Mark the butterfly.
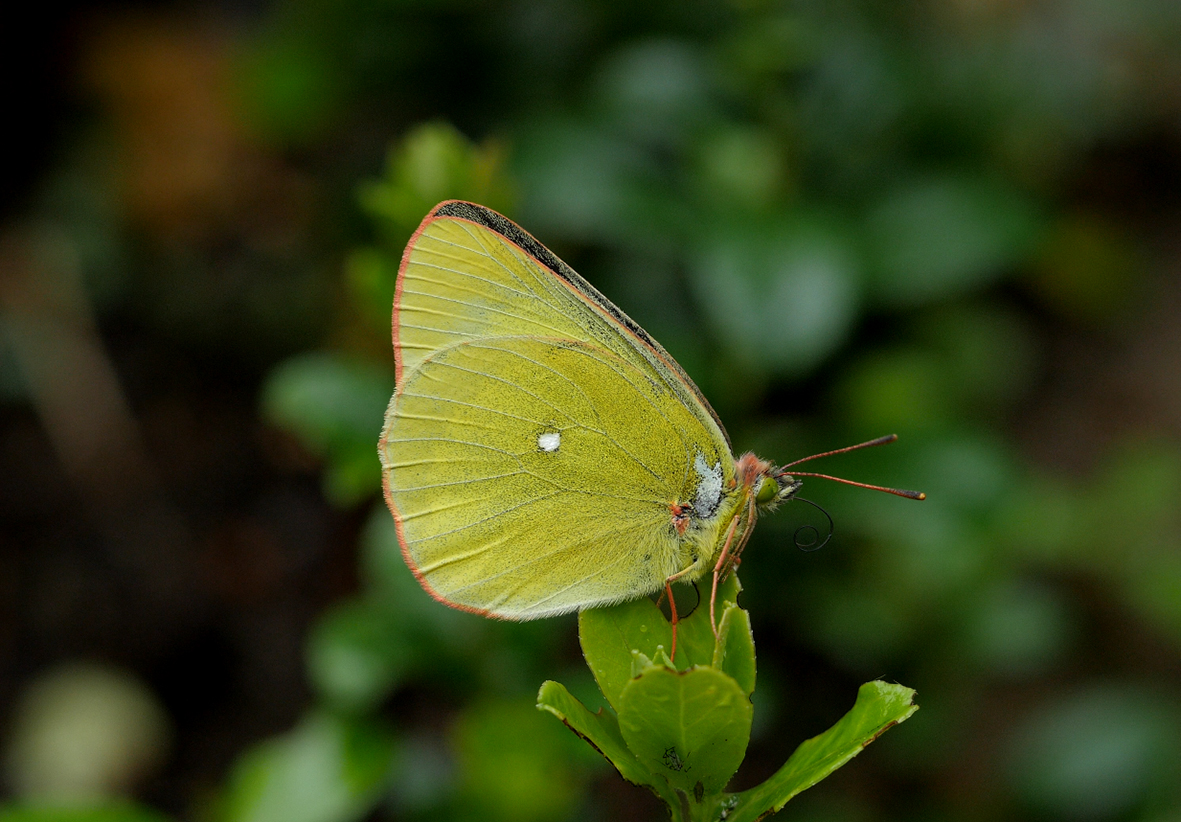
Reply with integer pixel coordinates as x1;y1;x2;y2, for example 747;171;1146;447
378;201;922;653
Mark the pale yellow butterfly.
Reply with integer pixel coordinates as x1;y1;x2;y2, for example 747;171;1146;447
378;201;923;650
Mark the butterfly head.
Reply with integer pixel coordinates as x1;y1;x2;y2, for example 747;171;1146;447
734;453;801;513
756;469;803;512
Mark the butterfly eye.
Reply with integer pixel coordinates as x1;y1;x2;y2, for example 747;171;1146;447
755;476;779;506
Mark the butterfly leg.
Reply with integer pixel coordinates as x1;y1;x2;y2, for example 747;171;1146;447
709;516;741;639
665;580;679;661
663;564;699;662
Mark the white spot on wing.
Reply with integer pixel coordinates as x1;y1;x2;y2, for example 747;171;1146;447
693;453;723;518
538;432;561;452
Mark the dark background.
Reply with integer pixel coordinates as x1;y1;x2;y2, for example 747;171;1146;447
3;1;1181;821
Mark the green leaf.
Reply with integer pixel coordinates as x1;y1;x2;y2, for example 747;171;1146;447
617;665;752;796
630;650;655;678
725;681;918;822
454;699;597;822
579;598;672;711
358;122;515;244
866;175;1042;307
305;599;409;713
537;681;675;806
1004;684;1180;820
712;605;756;697
691;215;860;376
671;573;744;670
260;352;392;507
219;713;396;822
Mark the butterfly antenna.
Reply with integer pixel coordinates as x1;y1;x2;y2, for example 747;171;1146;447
781;434;899;468
792;497;834;552
776;434;925;500
786;472;925;500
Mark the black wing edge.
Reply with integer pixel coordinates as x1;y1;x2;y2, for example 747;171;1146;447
431;200;731;448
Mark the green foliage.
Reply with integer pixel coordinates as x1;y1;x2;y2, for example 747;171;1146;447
358;122;516;246
261;352;392;506
725;681;919;822
690;214;859;376
1004;685;1181;821
262;123;518;507
218;713;396;822
240;58;1181;813
233;34;343;146
863;174;1043;306
225;505;596;822
617;664;753;797
22;0;1181;819
305;598;411;713
241;45;1181;812
540;576;917;821
346;123;517;335
306;508;495;712
0;805;172;822
452;701;600;822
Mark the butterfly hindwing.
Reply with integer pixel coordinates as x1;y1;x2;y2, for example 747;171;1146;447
383;336;726;617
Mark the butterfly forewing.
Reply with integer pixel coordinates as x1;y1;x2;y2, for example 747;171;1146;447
394;202;729;448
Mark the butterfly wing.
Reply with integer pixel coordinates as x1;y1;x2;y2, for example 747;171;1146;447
393;201;730;449
382;202;741;617
382;335;733;617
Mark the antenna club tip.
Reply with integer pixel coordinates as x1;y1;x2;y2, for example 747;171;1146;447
910;491;926;500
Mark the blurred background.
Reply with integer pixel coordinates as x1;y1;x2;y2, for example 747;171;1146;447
3;1;1181;820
